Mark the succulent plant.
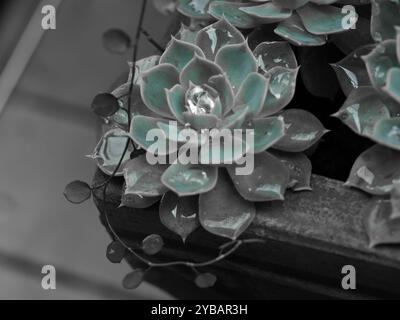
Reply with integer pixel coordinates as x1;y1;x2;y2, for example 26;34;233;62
175;0;367;46
93;18;327;241
332;0;400;197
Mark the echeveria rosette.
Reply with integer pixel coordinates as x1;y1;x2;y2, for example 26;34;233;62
332;22;400;196
177;0;365;46
122;19;326;241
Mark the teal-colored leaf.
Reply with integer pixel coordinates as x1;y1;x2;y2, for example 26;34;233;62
346;144;400;195
227;152;290;202
215;41;258;92
207;74;235;115
199;131;248;164
333;87;391;137
273;109;327;152
175;23;198;44
162;163;218;196
331;45;375;96
297;3;357;35
248;116;285;153
129;115;175;155
254;41;297;72
140;64;179;117
123;155;169;197
239;2;292;24
218;106;249;129
195;18;245;60
183;112;219;130
372;118;400;151
259;66;299;117
270;150;312;191
274;13;327;46
180;55;223;87
178;0;212;19
160;37;204;71
383;67;400;104
90;128;132;176
363;40;398;91
159;192;200;242
208;1;259;29
166;84;186;124
199;169;256;239
371;0;400;42
271;0;308;9
234;72;269;117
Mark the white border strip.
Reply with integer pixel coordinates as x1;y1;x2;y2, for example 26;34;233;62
0;0;63;115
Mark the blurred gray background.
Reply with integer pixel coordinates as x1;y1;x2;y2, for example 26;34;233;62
0;0;173;299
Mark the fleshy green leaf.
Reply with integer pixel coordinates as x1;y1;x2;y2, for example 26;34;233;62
383;67;400;104
142;234;164;255
159;191;200;242
274;13;327;46
239;2;292;24
122;269;144;289
346;144;400;195
371;0;400;42
140;64;179;118
372;118;400;151
259;66;299;117
180;55;223;87
218;106;249;129
208;1;259;29
91;93;120;117
166;84;186;124
90;128;132;176
331;45;375;96
121;189;161;209
195;273;217;288
273;109;327;152
178;0;212;19
199;169;256;239
215;41;258;92
106;241;126;263
362;198;400;247
270;150;312;191
123;155;169;197
183;112;219;130
161;163;218;196
195;18;245;60
297;3;357;35
227;152;290;201
129;115;178;155
363;40;398;91
207;74;235;115
160;37;204;71
234;72;269;117
333;87;391;138
175;24;198;44
64;181;92;204
271;0;308;10
254;41;297;72
249;116;285;153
